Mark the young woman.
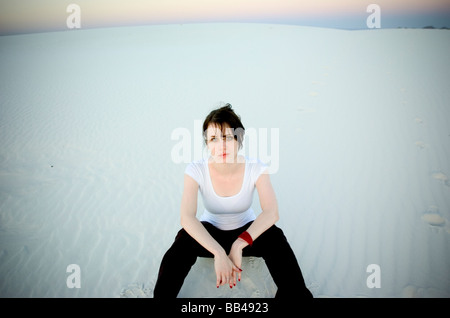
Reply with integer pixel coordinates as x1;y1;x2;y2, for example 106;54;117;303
154;104;312;298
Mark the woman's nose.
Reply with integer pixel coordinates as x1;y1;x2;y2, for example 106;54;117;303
218;140;226;150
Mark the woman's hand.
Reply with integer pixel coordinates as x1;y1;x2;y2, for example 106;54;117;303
214;252;241;288
228;239;247;284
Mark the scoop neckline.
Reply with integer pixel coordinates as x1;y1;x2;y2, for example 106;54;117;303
206;156;247;198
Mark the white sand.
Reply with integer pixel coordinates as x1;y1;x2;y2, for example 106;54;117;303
0;23;449;298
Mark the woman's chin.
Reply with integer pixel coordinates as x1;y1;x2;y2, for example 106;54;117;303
212;154;235;163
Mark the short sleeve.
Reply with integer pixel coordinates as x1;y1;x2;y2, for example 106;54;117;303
250;158;269;184
184;161;204;187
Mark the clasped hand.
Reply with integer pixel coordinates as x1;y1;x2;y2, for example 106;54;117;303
214;240;245;288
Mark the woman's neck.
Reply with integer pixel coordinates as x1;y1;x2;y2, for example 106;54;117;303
209;155;245;174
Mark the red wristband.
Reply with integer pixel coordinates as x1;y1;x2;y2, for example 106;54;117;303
238;231;253;247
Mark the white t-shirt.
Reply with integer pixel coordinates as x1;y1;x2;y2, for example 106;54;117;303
185;157;268;230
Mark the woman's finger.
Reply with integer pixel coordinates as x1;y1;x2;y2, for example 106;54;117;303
221;273;227;286
231;266;239;285
229;273;234;288
232;265;243;282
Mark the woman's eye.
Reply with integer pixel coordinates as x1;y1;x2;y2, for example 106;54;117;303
226;136;234;141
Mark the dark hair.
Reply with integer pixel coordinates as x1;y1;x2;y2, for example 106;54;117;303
203;103;245;149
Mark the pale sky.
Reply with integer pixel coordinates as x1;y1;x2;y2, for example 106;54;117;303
1;0;449;35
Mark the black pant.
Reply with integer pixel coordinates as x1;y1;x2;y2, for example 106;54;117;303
153;221;313;298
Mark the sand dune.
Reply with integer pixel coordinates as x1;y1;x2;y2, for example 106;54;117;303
0;23;449;298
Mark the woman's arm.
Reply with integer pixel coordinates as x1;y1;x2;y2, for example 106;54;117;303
228;172;279;280
180;174;224;256
243;172;280;242
180;174;240;287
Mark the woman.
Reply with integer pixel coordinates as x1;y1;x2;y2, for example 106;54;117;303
154;104;312;298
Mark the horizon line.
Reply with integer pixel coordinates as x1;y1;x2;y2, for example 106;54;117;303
1;18;450;37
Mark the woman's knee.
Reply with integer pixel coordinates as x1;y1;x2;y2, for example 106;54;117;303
259;225;288;245
169;227;213;258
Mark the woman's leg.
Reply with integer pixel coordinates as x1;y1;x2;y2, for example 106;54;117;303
153;222;253;298
153;225;214;298
244;225;313;298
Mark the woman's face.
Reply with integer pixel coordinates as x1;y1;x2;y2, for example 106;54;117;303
205;123;239;163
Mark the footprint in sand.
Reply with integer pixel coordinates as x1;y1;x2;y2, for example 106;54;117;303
431;171;450;187
248;256;256;269
415;141;427;149
422;213;446;227
421;205;448;233
120;282;154;298
251;289;261;298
